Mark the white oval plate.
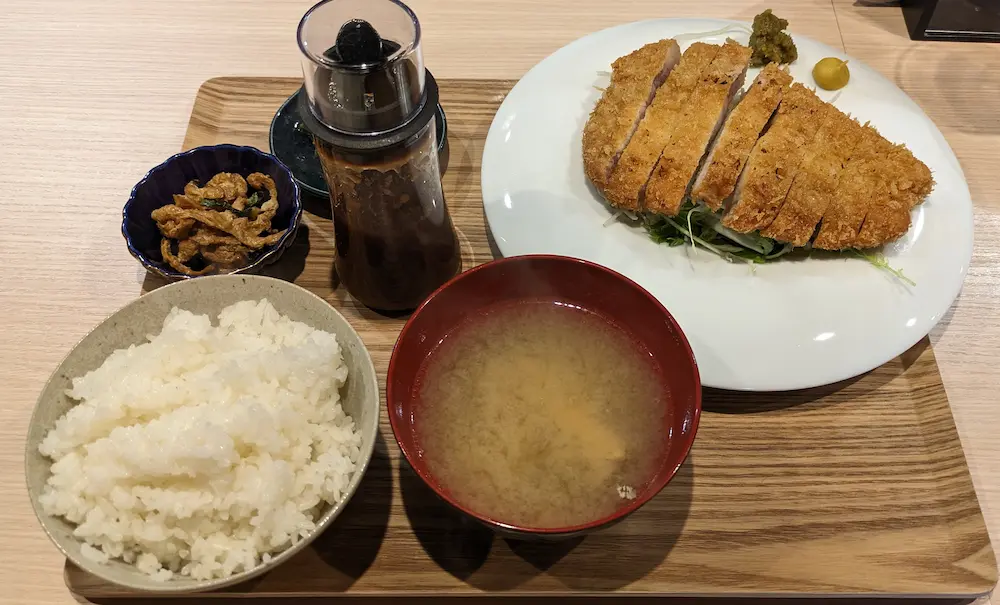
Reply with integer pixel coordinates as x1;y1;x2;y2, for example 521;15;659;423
481;18;972;391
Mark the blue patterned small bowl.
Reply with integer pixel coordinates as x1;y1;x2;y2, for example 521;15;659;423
122;145;302;280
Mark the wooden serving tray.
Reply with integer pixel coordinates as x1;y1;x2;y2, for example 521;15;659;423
67;77;997;600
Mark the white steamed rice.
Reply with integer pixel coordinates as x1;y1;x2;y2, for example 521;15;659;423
38;299;362;581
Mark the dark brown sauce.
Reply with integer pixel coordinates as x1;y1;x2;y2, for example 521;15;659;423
316;123;460;312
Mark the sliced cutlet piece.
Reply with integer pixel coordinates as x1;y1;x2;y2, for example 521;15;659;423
812;124;887;250
761;107;865;246
644;40;752;216
582;40;681;193
604;42;720;209
721;84;829;233
691;63;792;211
851;145;934;248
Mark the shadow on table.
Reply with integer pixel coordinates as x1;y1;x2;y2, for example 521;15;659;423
516;458;693;592
398;454;693;593
397;458;496;583
140;224;312;293
300;189;331;220
308;430;393;583
704;337;929;414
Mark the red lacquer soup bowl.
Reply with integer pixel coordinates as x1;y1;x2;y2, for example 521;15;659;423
386;255;701;540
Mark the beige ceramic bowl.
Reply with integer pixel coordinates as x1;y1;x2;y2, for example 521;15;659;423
24;275;380;593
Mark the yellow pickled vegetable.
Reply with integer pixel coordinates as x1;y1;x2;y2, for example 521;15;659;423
813;57;850;91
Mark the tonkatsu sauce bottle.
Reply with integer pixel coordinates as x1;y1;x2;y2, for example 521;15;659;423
297;0;460;312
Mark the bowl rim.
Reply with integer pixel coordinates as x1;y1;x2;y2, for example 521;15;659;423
24;274;379;592
121;144;304;281
386;253;702;535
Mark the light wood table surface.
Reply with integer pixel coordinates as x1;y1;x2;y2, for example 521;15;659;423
1;1;997;603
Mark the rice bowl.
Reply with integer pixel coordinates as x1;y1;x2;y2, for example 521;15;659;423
25;275;380;593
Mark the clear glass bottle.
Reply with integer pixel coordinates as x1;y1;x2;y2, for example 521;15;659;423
297;0;459;312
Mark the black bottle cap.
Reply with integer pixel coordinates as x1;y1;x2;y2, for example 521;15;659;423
328;19;384;65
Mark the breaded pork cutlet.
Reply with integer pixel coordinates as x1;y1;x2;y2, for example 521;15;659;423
644;40;752;216
722;83;829;233
691;63;792;211
851;144;933;248
811;124;886;250
582;40;681;193
760;107;865;246
603;42;720;210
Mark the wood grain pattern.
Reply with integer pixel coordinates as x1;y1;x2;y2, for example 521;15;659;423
65;77;997;600
0;5;843;603
5;3;1000;605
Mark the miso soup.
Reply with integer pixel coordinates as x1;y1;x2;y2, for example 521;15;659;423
414;300;669;529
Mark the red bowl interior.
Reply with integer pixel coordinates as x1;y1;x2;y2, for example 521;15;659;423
387;255;701;535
